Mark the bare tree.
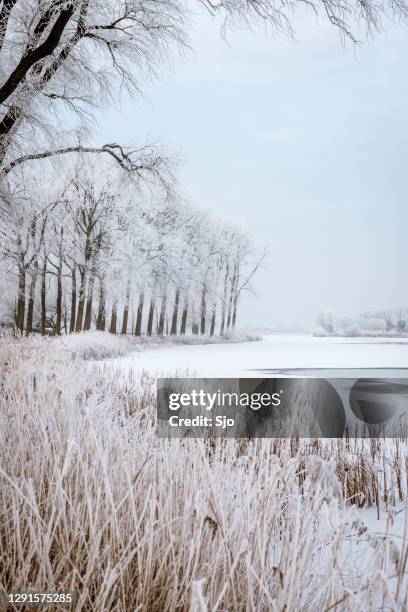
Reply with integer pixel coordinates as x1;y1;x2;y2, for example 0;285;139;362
0;0;187;191
0;164;265;337
0;0;406;187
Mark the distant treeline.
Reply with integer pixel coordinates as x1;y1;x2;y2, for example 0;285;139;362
316;308;408;336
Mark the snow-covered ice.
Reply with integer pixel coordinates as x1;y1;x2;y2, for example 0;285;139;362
109;333;408;378
101;333;408;593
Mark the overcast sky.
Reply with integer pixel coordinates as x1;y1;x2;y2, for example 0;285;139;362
95;7;408;330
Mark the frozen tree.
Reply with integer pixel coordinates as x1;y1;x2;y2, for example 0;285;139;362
317;311;336;335
0;163;264;336
0;0;407;185
397;319;406;332
0;0;187;190
0;177;58;332
362;309;396;332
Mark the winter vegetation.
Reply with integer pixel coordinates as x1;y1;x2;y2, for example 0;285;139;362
2;1;408;610
1;336;408;610
0;0;407;340
59;329;261;360
1;0;404;191
0;164;264;339
315;308;408;337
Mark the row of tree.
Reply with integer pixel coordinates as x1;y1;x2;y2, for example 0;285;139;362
316;308;408;336
0;165;264;337
0;0;405;341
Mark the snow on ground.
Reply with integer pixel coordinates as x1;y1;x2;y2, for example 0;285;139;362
103;333;408;559
108;333;408;378
59;329;260;361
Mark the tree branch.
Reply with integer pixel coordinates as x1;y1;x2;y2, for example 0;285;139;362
0;142;176;195
237;248;268;295
0;0;18;51
0;4;75;105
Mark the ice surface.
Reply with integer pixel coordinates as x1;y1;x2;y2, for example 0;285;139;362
105;333;408;565
110;333;408;378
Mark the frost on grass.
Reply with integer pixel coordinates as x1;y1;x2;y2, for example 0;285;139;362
58;329;262;360
0;336;408;610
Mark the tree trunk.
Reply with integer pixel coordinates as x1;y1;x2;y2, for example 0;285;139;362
25;261;38;336
210;301;217;337
220;261;229;336
158;293;167;336
109;300;118;334
75;267;86;332
191;301;199;335
16;259;25;334
121;306;129;335
55;281;62;335
83;271;95;331
180;297;188;335
228;263;239;331
121;278;131;334
226;279;235;331
96;279;106;331
200;285;207;335
147;297;155;336
69;265;76;333
135;292;144;336
232;295;238;329
170;288;180;335
40;255;47;336
55;259;63;337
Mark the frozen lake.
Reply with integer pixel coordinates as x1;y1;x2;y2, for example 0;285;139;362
113;334;408;378
109;333;408;575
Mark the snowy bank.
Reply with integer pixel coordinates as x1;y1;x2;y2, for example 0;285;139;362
53;330;262;360
314;328;408;338
1;337;408;608
1;337;408;609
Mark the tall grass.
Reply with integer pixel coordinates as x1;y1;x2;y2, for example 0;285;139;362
0;336;407;610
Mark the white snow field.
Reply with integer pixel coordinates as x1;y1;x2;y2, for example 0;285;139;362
106;331;408;587
110;333;408;378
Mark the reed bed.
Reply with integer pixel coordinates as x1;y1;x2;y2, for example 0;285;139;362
0;336;407;611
